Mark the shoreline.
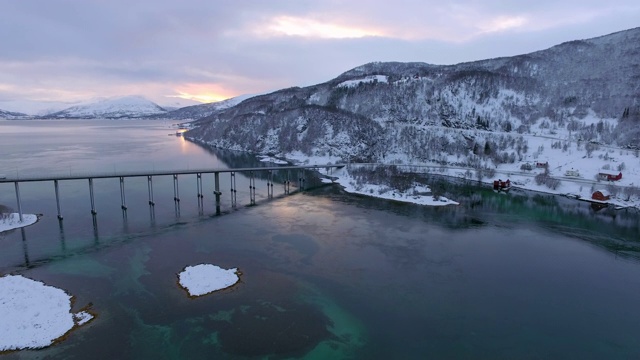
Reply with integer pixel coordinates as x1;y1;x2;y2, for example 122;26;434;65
185;137;640;211
296;160;640;211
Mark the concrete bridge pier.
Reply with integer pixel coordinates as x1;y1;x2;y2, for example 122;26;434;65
54;180;63;220
173;174;181;217
230;172;237;208
249;171;256;205
267;170;274;198
149;202;156;224
173;174;180;203
88;178;97;215
119;177;127;210
147;176;155;206
196;173;204;214
298;171;306;190
14;182;24;222
284;170;291;194
214;172;222;215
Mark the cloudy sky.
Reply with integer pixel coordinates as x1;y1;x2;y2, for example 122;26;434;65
1;0;639;113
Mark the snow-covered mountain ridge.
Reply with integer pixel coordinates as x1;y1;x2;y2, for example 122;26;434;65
43;95;166;119
146;94;254;121
0;109;28;119
186;27;640;161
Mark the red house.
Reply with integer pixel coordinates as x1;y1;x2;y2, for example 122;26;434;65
598;171;622;181
592;190;611;201
493;179;511;191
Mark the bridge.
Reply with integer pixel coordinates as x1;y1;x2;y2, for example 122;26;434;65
0;164;346;222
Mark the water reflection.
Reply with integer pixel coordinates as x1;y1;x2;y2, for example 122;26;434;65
58;219;67;252
20;227;29;268
92;213;99;245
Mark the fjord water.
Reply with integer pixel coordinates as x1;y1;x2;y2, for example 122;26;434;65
1;120;640;359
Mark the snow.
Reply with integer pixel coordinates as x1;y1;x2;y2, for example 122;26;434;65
178;264;240;297
406;126;640;209
157;97;200;110
500;130;639;206
318;166;459;206
0;275;93;352
276;151;461;207
211;94;255;110
257;155;289;165
337;75;388;88
0;213;38;233
48;95;166;118
277;121;640;210
73;311;93;326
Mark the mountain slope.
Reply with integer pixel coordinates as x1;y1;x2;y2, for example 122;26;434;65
146;94;253;121
186;27;640;161
44;95;166;119
0;109;29;119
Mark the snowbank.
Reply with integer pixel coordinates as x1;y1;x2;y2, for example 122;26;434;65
257;155;289;165
321;168;459;206
0;213;38;233
0;275;94;352
178;264;240;297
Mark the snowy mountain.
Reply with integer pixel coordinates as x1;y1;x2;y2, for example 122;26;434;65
186;27;640;163
0;109;29;119
146;94;255;120
157;98;201;111
0;99;86;116
43;95;167;119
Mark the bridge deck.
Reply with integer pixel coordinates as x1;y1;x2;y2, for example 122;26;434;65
0;164;346;183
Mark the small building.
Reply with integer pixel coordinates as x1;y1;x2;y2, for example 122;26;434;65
592;190;611;201
536;161;548;168
564;169;580;177
493;179;511;191
597;171;622;181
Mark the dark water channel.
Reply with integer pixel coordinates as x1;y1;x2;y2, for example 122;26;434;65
1;120;640;359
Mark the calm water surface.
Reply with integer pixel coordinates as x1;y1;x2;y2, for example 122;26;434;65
1;120;640;359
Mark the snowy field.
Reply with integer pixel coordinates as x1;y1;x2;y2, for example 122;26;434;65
178;264;240;297
0;275;93;352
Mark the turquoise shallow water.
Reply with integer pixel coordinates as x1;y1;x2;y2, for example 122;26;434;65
1;120;640;359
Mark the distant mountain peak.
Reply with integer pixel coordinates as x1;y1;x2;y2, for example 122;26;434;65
43;95;166;119
0;108;28;119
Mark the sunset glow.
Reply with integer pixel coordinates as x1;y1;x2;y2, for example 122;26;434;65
479;16;528;33
174;93;224;103
173;83;237;104
265;16;383;39
1;1;638;113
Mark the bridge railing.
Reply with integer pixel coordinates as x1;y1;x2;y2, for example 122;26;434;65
0;164;346;183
